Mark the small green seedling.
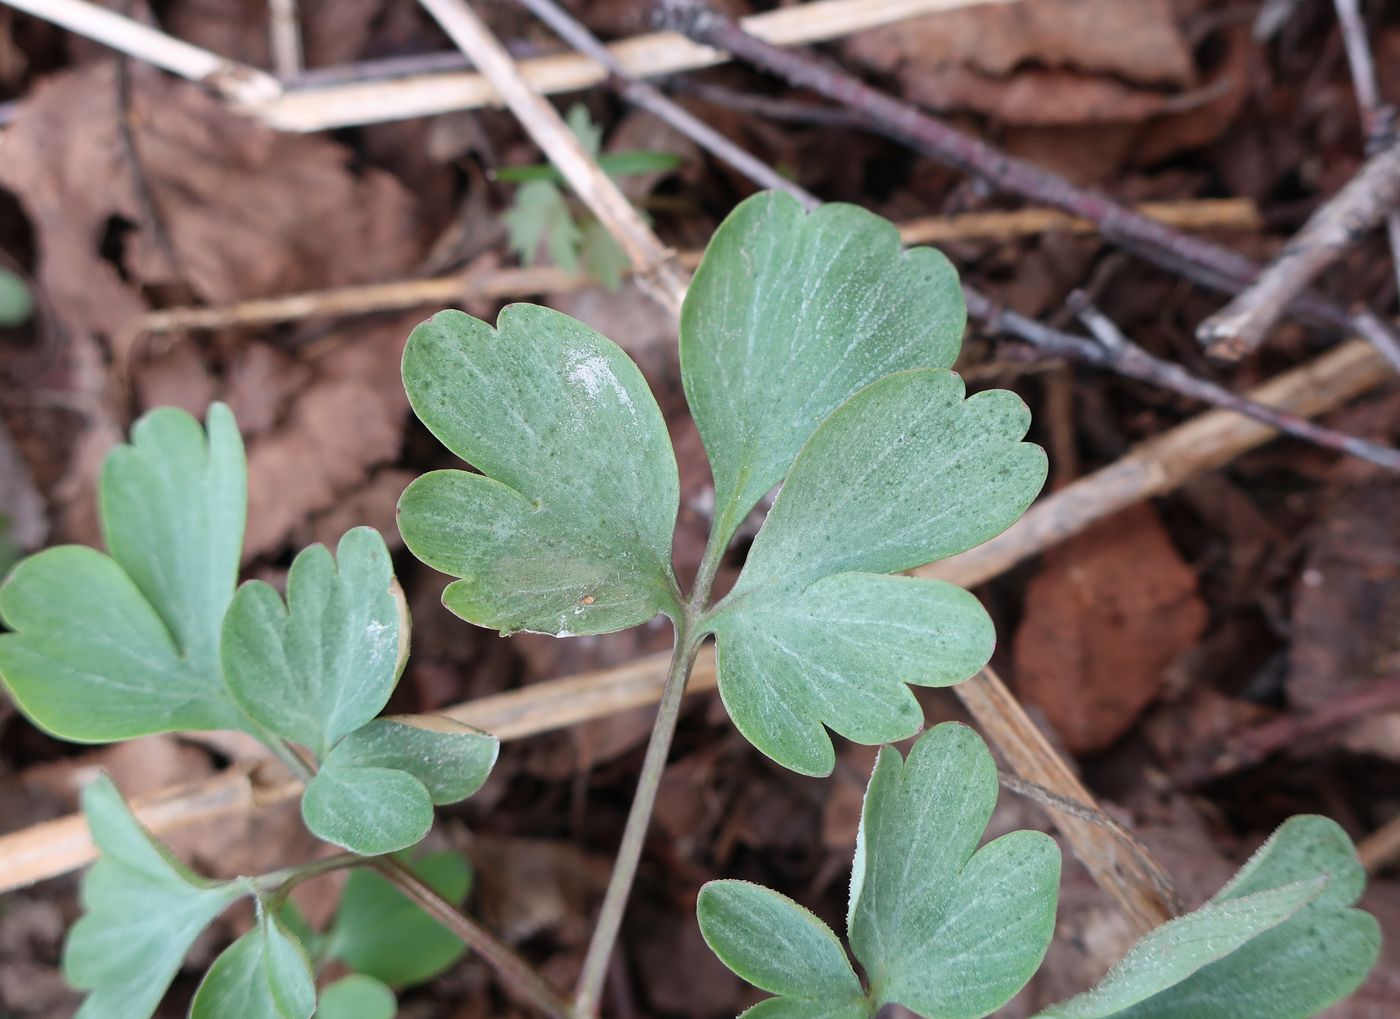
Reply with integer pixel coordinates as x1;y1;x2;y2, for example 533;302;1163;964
502;103;681;289
699;725;1379;1019
0;405;497;1016
0;190;1381;1018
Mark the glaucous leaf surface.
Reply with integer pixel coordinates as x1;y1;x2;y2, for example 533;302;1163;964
708;371;1045;774
325;851;471;987
191;908;315;1019
680;190;966;536
221;527;407;758
850;723;1060;1018
699;725;1060;1019
316;975;396;1019
398;305;681;637
0;405;248;739
320;715;499;805
63;775;244;1019
301;765;434;856
1038;816;1380;1019
697;881;869;1019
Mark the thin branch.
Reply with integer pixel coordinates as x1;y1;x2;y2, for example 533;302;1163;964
0;0;280;104
1172;676;1400;788
268;0;304;79
1334;0;1400;299
260;0;1012;131
0;340;1389;895
493;0;1396;474
117;200;1259;338
373;857;575;1019
997;769;1185;916
418;0;687;313
1197;140;1400;366
1359;812;1400;874
515;0;815;209
964;286;1400;471
658;0;1400;363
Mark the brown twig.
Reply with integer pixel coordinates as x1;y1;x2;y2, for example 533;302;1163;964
373;857;575;1019
418;0;687;315
514;0;811;206
964;287;1400;471
117;199;1260;338
0;340;1389;896
1359;812;1400;874
1334;0;1400;298
657;0;1400;363
267;0;304;78
997;768;1185;916
1197;141;1400;366
1172;676;1400;788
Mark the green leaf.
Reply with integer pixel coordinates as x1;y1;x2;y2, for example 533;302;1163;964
191;907;316;1019
316;975;396;1019
398;305;681;636
698;725;1058;1019
221;527;407;759
326;851;471;987
680;191;967;536
0;405;249;740
580;217;630;290
63;774;244;1019
1038;816;1380;1019
0;267;34;326
707;370;1044;774
301;765;434;856
697;881;869;1018
565;102;603;158
496;149;682;184
850;723;1060;1018
320;715;499;805
504;180;581;271
102;403;247;684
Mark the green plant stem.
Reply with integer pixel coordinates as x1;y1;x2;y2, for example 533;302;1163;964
573;534;727;1017
262;730;316;785
253;852;364;899
372;856;574;1019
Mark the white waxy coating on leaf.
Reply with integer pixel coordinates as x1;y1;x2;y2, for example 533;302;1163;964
397;304;681;638
221;526;404;759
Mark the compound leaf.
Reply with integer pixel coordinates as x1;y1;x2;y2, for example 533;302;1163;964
221;527;407;759
504;180;581;272
301;765;433;856
0;405;248;739
697;881;869;1018
699;725;1059;1019
398;305;681;637
680;191;966;537
1038;816;1380;1019
708;370;1044;774
850;723;1060;1018
325;850;472;987
320;715;499;805
191;907;315;1019
316;975;396;1019
63;774;244;1019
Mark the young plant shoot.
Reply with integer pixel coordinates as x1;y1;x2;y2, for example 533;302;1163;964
0;190;1380;1018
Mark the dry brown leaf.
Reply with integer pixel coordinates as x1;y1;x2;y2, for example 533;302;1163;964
1289;481;1400;712
845;0;1193;124
1013;503;1208;754
242;316;415;559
